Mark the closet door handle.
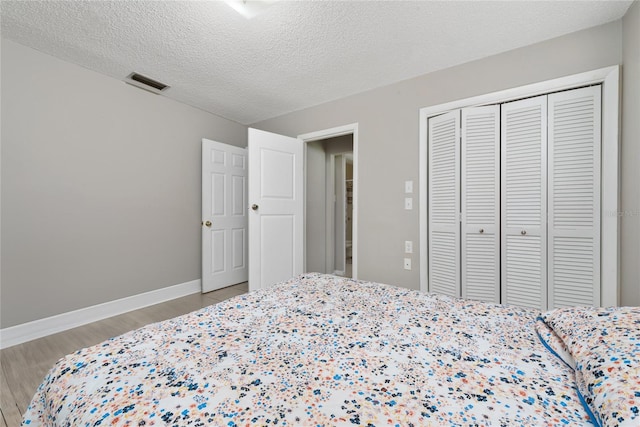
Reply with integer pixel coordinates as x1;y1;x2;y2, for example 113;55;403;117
521;230;527;235
479;229;484;234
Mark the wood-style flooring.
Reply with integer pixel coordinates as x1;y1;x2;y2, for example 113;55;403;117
0;282;248;427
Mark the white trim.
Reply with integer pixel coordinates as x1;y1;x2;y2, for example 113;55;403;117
299;123;358;142
419;66;619;306
419;108;429;293
299;123;359;279
302;142;308;274
0;279;201;349
600;68;620;307
420;66;619;118
327;154;336;273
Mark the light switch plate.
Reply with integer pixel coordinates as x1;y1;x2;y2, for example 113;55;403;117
405;180;413;193
405;240;413;253
404;258;412;270
404;197;413;210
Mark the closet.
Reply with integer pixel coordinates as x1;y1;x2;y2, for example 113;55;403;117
428;85;601;311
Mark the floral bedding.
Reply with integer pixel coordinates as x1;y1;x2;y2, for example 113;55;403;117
539;307;640;427
23;273;627;426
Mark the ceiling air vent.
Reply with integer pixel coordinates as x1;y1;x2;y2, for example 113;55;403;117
124;72;170;94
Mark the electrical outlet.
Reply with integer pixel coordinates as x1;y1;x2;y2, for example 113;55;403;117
404;258;412;270
405;240;413;253
404;197;413;210
405;180;413;193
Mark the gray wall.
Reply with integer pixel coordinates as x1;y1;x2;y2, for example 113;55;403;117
322;136;354;158
622;0;640;306
305;140;326;273
251;20;638;303
1;39;247;327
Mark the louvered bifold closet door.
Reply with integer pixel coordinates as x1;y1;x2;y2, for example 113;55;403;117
548;86;601;308
428;111;461;297
501;96;547;310
461;106;500;303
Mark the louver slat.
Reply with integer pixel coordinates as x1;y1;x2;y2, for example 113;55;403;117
504;235;543;308
428;111;460;297
548;86;601;308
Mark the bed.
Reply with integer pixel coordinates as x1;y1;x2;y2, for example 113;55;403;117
22;273;639;426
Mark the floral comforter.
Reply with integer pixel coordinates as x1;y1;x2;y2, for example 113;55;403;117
24;273;635;426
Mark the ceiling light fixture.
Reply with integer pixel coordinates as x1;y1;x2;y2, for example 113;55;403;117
224;0;279;19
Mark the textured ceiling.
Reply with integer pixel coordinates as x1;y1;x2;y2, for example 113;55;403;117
1;1;633;124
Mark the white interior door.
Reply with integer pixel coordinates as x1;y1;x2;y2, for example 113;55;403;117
461;105;500;303
248;128;303;291
202;139;248;292
428;110;461;297
548;85;601;308
501;95;547;310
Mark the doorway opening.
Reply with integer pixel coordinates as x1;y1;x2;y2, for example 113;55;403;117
299;124;358;279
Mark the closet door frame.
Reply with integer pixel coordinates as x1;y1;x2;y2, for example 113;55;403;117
419;65;620;306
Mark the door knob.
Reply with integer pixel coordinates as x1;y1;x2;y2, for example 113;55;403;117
251;204;259;211
521;230;527;235
479;229;484;234
204;220;212;227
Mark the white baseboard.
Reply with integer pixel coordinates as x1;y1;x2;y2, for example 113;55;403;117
0;279;201;349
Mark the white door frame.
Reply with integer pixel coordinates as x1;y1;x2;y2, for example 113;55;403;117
419;65;619;305
330;153;348;276
299;123;359;279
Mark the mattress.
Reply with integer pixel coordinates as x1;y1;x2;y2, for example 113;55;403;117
22;273;639;426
